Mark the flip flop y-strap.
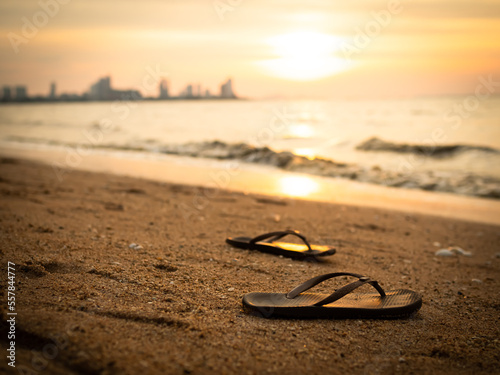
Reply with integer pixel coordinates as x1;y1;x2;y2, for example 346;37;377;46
249;230;313;252
286;272;386;306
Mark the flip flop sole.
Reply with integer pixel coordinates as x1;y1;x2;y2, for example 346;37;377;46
226;237;336;258
243;290;422;319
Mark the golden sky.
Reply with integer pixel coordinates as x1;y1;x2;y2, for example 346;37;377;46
1;0;499;98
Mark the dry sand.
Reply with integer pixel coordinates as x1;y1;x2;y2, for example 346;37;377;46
1;157;499;374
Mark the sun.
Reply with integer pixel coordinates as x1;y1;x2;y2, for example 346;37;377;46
258;31;352;81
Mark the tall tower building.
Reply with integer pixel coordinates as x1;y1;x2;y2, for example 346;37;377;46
2;86;12;101
89;76;112;100
220;79;236;99
185;84;193;98
15;86;27;100
159;79;169;99
49;82;56;99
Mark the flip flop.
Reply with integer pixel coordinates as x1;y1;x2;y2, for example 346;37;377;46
226;230;336;259
243;272;422;319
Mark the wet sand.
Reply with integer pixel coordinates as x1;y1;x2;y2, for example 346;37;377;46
2;142;500;226
1;157;499;374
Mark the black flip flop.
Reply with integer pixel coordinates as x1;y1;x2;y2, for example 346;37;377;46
243;272;422;319
226;230;336;259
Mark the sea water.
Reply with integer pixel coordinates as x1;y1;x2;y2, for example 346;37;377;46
0;97;499;194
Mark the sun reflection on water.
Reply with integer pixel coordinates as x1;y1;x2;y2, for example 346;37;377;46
279;176;319;197
284;124;315;139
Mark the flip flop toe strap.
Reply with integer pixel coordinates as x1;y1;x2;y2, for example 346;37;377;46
286;272;386;306
249;230;313;252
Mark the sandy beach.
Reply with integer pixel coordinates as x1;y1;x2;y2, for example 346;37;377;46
1;157;499;374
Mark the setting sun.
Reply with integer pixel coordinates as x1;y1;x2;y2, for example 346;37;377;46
258;31;353;81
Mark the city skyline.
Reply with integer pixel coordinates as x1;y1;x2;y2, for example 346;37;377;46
1;75;238;102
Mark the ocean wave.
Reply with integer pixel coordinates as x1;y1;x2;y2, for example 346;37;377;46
4;136;500;199
356;137;500;157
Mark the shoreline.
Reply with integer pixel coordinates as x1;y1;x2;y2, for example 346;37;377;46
4;137;500;200
1;156;499;374
1;141;500;226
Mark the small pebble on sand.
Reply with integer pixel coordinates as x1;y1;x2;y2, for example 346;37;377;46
449;246;472;256
435;249;454;257
435;246;472;257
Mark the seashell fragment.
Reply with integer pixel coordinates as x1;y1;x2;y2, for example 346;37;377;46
435;246;472;257
435;249;454;257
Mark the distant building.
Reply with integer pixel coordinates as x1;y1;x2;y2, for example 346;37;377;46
116;90;142;101
180;84;193;98
220;79;236;99
89;76;112;100
204;89;211;98
88;76;142;101
49;82;56;99
15;86;27;100
159;79;169;99
2;86;12;101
